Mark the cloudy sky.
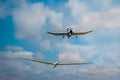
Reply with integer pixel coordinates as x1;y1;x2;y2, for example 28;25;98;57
0;0;120;80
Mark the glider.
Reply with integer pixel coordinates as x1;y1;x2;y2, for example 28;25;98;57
20;58;92;69
47;27;92;38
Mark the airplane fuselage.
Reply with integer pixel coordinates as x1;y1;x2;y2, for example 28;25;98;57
67;29;73;38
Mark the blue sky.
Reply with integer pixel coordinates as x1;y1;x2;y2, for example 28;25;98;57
0;0;120;80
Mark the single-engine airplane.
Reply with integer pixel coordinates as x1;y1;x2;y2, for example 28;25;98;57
47;27;92;38
21;58;92;69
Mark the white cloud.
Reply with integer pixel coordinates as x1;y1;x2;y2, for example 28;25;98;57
82;8;120;29
47;10;63;30
90;0;112;9
40;39;51;50
64;1;120;68
94;43;120;65
5;45;23;51
13;2;46;39
76;66;120;80
1;0;120;80
54;65;120;80
66;0;120;31
56;41;96;60
0;0;24;18
55;39;120;67
0;45;45;62
12;0;63;40
58;52;84;62
1;46;33;59
66;0;89;24
101;0;112;7
33;52;45;60
0;46;47;80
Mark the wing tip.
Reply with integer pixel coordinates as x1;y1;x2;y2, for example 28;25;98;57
47;32;51;34
87;62;93;64
19;57;29;60
47;32;54;35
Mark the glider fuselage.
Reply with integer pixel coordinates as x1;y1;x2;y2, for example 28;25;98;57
53;62;58;69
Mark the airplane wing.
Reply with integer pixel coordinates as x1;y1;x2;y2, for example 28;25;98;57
57;62;92;65
47;32;67;36
73;30;93;35
20;58;54;65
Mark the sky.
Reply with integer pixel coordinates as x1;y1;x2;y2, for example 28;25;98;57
0;0;120;80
